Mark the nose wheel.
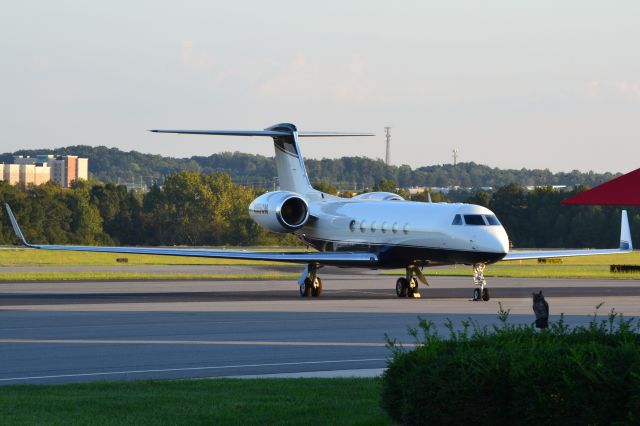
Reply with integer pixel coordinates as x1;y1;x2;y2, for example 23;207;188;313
472;287;490;301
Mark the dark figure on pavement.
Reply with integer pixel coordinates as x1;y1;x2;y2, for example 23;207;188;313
532;290;549;329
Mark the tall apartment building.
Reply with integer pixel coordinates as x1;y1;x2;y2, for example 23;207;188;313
6;155;88;188
49;155;88;187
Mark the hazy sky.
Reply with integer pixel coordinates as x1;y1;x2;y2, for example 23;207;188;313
2;1;639;173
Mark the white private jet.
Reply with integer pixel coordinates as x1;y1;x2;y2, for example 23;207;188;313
4;123;634;301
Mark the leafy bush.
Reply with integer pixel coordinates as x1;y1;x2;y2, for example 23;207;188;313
381;306;640;425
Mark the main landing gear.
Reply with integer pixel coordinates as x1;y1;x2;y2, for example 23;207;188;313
472;263;490;301
298;264;322;298
395;264;429;298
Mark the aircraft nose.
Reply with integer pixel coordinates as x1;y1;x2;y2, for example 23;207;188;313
486;228;509;254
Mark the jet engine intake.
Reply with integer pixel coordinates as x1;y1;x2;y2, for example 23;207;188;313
249;191;310;233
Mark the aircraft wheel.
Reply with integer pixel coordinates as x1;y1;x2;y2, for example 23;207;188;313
396;278;409;297
482;288;490;301
311;277;323;297
300;278;312;297
472;288;481;301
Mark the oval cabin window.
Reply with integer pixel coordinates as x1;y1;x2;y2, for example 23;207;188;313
392;222;399;233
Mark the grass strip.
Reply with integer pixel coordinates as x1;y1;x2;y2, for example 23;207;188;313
0;378;389;425
384;265;640;279
0;272;298;282
0;248;304;267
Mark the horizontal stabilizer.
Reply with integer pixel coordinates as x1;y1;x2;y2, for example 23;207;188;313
149;129;374;138
149;130;289;137
298;132;375;137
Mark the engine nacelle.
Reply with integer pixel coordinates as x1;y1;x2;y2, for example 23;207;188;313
248;191;310;233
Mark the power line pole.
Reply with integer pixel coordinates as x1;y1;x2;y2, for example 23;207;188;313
384;127;391;165
452;149;459;166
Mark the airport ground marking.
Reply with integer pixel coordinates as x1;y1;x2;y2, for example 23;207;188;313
0;338;391;347
0;357;387;383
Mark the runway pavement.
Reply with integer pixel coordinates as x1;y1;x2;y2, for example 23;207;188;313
1;265;639;384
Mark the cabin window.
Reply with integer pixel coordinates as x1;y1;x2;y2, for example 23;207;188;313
403;223;409;234
370;221;376;232
381;222;388;233
463;214;486;226
484;215;501;226
392;222;399;233
360;221;367;232
452;214;463;225
349;220;357;232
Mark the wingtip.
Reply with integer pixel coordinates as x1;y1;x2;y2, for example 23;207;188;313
4;203;30;247
620;210;633;251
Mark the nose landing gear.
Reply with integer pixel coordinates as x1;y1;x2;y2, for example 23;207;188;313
472;263;490;301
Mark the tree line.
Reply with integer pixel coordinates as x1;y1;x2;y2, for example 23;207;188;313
1;173;638;249
3;146;619;190
0;172;297;247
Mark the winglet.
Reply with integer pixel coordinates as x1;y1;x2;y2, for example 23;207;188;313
4;204;31;247
620;210;633;251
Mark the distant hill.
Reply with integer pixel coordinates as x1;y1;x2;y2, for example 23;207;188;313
1;146;619;190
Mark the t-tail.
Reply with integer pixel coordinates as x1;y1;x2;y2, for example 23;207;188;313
150;123;373;197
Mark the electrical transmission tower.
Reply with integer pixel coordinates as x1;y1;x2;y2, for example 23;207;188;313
384;127;391;165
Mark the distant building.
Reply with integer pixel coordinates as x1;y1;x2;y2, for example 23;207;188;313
0;164;20;185
4;155;88;188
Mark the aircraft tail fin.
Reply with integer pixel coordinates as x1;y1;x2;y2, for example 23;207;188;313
620;210;633;251
150;123;374;197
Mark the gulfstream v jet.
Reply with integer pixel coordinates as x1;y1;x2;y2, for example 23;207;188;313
5;123;634;301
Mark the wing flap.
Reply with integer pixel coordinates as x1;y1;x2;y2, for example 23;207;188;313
503;248;628;261
20;243;378;266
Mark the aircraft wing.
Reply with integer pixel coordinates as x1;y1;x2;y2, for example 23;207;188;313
502;210;633;261
4;204;378;267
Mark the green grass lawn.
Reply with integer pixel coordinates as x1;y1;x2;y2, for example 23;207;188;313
0;248;303;267
0;378;390;425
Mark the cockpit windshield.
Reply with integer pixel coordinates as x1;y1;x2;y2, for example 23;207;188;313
464;214;486;225
452;214;502;226
484;215;501;226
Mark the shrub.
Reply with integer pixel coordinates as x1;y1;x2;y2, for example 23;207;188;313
381;307;640;425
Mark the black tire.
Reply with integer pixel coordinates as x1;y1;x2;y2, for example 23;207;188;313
472;288;481;301
396;278;409;297
482;288;490;301
300;278;312;297
311;277;323;297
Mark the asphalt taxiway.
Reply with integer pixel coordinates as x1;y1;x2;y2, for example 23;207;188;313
1;266;639;384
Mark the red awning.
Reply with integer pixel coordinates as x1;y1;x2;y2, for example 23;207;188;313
562;168;640;206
